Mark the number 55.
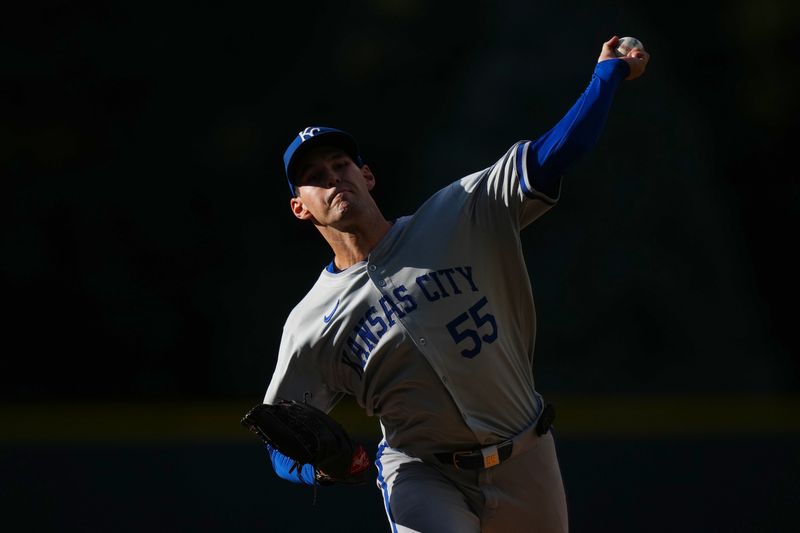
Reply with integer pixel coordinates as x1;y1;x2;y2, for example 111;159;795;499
446;296;498;358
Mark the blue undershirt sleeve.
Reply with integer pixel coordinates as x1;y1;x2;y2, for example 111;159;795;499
525;58;630;198
267;444;317;485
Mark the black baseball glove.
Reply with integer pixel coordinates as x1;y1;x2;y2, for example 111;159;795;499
241;399;372;485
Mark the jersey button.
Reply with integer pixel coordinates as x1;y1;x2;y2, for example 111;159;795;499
419;337;427;345
368;265;377;272
378;279;386;287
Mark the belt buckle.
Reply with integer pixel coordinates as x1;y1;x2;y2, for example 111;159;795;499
451;444;502;470
452;450;472;471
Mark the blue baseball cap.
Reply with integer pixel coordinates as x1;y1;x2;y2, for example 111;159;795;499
283;126;363;196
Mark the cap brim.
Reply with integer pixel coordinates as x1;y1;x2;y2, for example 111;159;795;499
286;131;360;184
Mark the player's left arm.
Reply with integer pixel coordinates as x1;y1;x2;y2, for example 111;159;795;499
521;36;650;201
267;444;317;484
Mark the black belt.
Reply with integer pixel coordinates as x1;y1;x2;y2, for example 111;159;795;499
434;403;555;470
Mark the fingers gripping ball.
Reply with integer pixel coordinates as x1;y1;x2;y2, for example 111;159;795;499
241;400;373;484
615;36;645;57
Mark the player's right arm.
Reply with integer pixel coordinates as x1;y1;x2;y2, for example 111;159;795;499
467;36;648;230
530;35;649;181
521;36;649;200
518;55;629;202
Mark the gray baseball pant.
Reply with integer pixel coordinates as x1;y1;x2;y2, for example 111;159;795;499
374;429;568;532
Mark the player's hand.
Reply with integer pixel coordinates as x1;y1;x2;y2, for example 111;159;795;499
598;36;649;81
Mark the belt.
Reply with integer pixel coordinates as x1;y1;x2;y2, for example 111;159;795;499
434;403;556;470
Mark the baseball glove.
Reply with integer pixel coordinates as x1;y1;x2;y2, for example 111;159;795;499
241;399;372;485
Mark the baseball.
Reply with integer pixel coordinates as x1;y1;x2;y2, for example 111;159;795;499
615;36;644;57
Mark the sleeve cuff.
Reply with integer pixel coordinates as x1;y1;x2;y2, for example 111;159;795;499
594;58;630;83
517;141;560;204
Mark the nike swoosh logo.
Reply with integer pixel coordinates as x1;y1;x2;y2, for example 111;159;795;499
323;299;340;323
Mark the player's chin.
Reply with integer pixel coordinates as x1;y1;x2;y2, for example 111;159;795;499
326;201;353;223
331;195;354;213
337;204;355;220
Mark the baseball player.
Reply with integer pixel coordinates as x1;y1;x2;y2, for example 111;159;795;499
260;37;649;532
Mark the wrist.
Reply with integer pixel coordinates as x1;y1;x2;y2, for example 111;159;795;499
594;58;630;83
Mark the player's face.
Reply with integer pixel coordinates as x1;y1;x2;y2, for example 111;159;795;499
289;146;376;227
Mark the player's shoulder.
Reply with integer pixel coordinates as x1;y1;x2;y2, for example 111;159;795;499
283;269;338;321
405;140;525;216
468;139;533;187
449;140;531;188
283;263;367;326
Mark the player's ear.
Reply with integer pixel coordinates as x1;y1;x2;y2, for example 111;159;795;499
361;164;376;191
290;195;312;221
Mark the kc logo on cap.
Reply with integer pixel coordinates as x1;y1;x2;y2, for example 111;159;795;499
283;126;363;196
298;127;321;141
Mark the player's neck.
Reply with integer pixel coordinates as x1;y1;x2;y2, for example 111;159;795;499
320;216;393;271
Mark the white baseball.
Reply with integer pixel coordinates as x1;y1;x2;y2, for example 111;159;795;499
615;36;644;57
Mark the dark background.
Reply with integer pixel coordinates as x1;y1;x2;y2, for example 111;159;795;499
2;1;798;532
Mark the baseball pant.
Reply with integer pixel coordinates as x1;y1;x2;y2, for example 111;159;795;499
374;429;568;533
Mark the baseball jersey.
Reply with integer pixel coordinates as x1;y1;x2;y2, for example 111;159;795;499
265;58;629;461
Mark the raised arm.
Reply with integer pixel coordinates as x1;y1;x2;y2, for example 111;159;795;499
523;36;650;198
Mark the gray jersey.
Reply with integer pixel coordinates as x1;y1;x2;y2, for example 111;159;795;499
264;141;559;458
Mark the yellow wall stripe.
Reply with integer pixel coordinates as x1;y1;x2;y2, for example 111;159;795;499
1;395;797;443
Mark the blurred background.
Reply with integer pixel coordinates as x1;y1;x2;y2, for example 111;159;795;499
2;0;798;531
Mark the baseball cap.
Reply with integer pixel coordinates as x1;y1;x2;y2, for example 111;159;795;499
283;126;363;196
